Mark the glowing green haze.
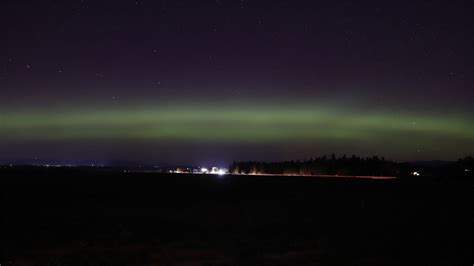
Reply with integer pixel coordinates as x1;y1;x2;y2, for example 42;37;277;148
1;104;473;161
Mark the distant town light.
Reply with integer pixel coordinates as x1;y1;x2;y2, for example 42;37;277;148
218;169;226;176
411;171;420;176
201;167;209;173
465;169;471;172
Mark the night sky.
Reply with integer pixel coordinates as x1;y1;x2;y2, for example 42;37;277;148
1;0;472;165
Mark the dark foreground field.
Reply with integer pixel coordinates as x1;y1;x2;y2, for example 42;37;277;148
1;168;472;265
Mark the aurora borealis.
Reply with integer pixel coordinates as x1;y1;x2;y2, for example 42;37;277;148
2;105;473;142
1;1;472;164
1;104;473;163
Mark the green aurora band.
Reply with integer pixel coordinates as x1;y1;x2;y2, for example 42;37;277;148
1;104;473;159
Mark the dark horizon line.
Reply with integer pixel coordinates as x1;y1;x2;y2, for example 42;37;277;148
1;155;472;168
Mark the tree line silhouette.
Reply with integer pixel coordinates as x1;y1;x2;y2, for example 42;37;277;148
230;155;474;177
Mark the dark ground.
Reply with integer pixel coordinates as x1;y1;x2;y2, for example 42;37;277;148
1;167;472;265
